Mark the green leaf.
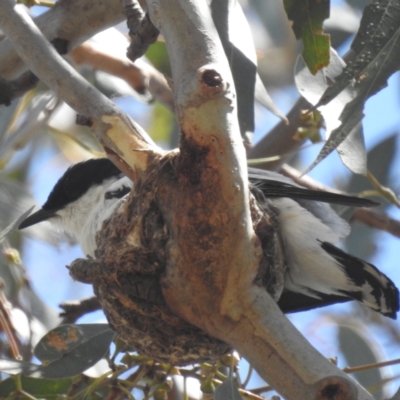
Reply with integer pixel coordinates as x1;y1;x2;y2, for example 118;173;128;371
0;206;34;243
0;376;72;399
34;324;115;378
338;325;384;398
283;0;330;74
211;0;287;142
304;22;400;173
315;0;399;108
215;378;243;400
295;48;367;174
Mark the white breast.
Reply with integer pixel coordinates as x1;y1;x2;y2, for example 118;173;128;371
80;177;133;257
271;198;355;297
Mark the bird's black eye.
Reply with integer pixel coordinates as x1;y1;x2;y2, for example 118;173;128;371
105;186;131;200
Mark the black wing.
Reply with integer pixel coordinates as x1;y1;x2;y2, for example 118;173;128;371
277;291;350;314
248;167;379;208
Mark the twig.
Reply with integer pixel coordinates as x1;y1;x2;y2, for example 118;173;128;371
70;43;174;111
343;358;400;374
0;279;21;360
0;37;74;105
352;208;400;239
59;296;102;324
250;385;273;395
211;378;267;400
247;97;311;170
0;0;162;178
123;0;160;62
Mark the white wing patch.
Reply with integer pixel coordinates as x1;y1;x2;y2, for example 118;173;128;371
271;198;353;297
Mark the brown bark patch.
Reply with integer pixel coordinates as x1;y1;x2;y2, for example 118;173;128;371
69;151;284;365
314;376;357;400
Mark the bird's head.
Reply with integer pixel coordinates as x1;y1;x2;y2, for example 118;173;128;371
18;158;124;237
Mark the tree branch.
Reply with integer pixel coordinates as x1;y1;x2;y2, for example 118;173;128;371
123;0;160;61
147;0;373;398
0;0;125;79
59;296;101;324
247;97;310;170
0;0;163;178
69;43;174;111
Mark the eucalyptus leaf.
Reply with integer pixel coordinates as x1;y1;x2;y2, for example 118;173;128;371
0;92;57;159
0;206;34;244
34;324;115;378
211;0;286;143
215;378;243;400
305;24;400;173
316;0;400;108
283;0;330;74
338;325;384;399
0;376;72;399
295;49;367;174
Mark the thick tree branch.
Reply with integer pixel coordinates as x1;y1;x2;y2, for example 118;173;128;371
0;0;125;79
148;0;257;320
0;0;163;178
147;0;373;398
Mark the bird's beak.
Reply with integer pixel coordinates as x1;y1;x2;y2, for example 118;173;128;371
18;208;57;230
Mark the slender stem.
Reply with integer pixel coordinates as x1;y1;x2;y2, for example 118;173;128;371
116;383;136;400
343;358;400;374
212;378;266;400
0;289;21;359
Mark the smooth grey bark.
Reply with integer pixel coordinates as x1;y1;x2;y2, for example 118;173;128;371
147;0;374;399
0;0;125;79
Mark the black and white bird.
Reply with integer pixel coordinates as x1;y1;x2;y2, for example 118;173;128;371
18;158;399;318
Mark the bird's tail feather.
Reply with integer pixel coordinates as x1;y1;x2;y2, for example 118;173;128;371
320;242;399;319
